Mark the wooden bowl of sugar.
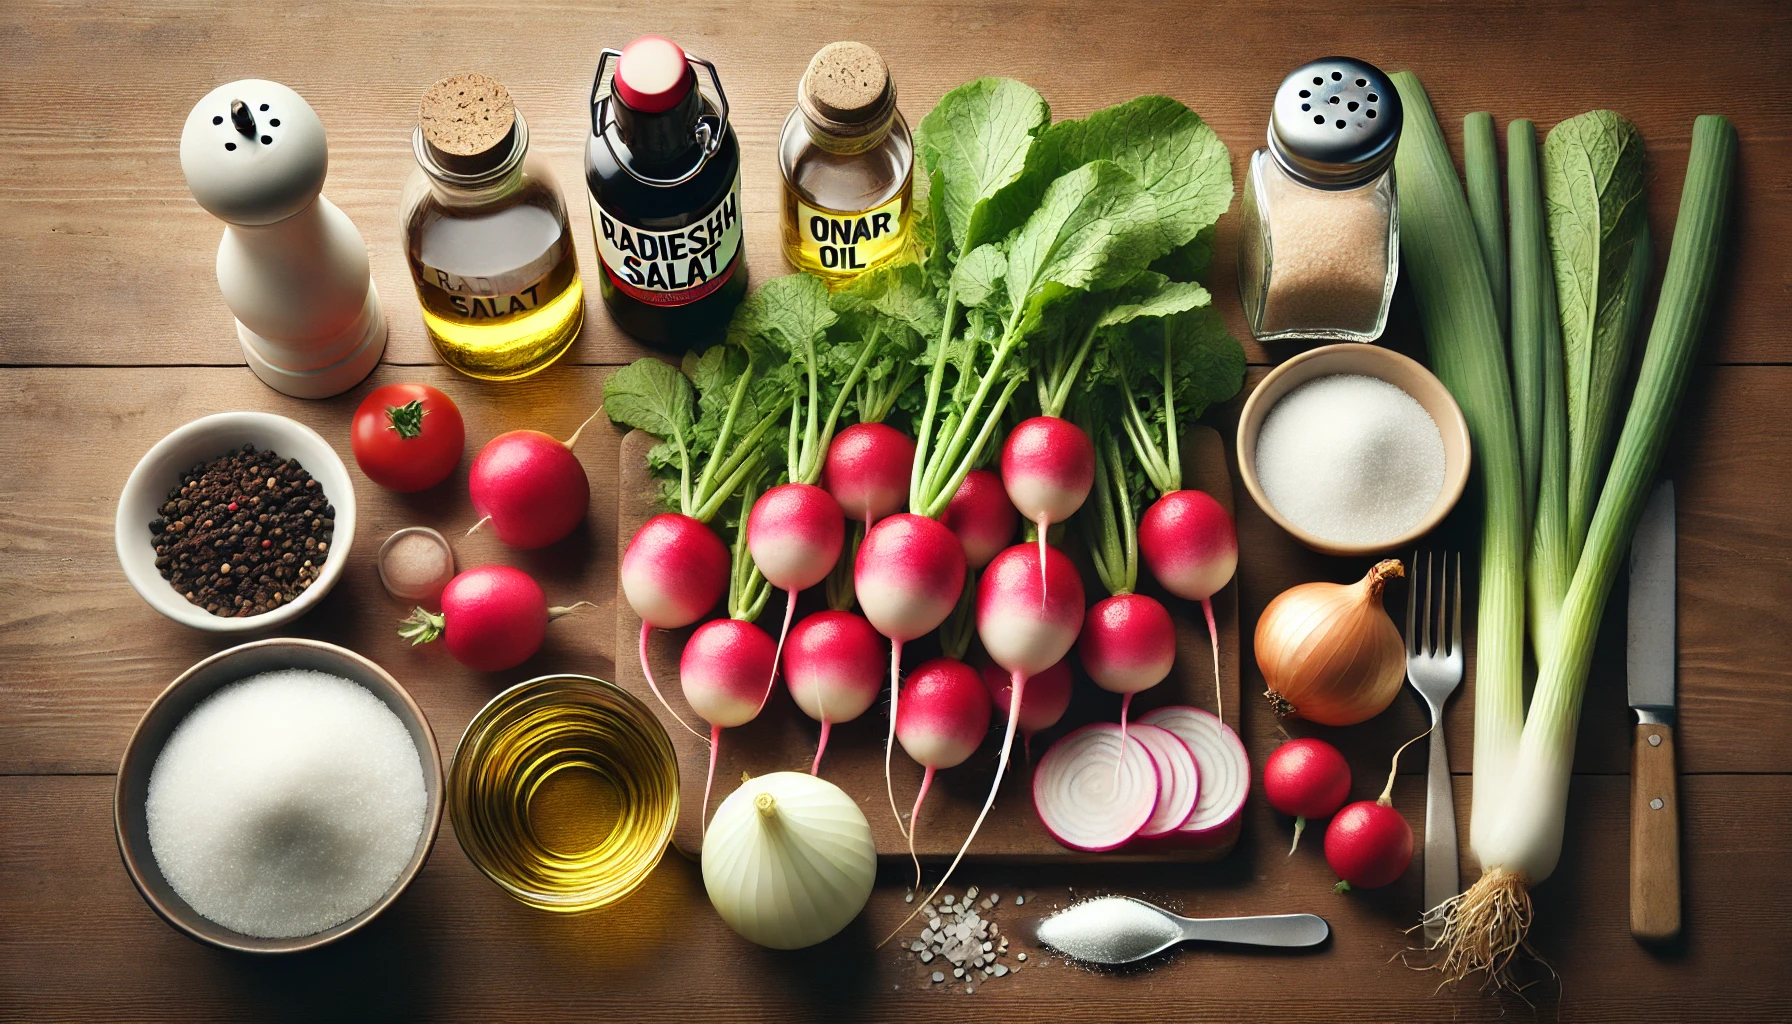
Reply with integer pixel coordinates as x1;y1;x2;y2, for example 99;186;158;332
1237;344;1471;558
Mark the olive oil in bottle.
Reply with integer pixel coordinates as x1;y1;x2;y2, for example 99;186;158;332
779;42;913;284
401;74;582;381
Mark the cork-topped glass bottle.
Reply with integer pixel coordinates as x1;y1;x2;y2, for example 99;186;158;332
1237;57;1403;343
779;42;913;284
400;73;583;381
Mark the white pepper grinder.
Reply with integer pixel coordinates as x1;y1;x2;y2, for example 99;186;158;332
179;80;386;398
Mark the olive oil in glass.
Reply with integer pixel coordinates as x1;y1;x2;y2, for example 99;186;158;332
778;43;913;284
402;74;583;381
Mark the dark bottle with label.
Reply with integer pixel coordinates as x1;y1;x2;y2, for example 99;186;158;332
586;36;746;350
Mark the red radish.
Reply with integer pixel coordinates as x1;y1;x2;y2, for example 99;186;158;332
854;513;966;837
889;541;1083;938
1129;723;1201;839
1138;490;1237;718
1264;737;1352;854
467;411;601;550
1032;723;1158;852
783;610;885;774
941;468;1020;569
397;565;588;672
680;617;778;831
622;513;730;740
980;657;1072;761
747;482;846;713
1000;416;1095;597
1137;706;1250;852
895;658;992;886
1076;593;1176;747
1325;732;1421;890
822;422;915;527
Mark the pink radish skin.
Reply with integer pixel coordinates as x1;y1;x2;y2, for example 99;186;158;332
980;658;1072;762
1076;593;1176;745
622;513;730;740
941;469;1020;569
1263;737;1352;854
1325;801;1413;889
469;430;591;549
1137;705;1250;852
853;513;967;839
782;610;885;774
1138;490;1237;717
822;423;915;526
895;658;992;887
680;618;778;833
1129;723;1201;839
999;416;1095;595
747;482;847;717
426;565;560;672
1032;723;1158;852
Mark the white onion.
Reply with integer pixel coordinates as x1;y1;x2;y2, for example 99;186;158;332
701;771;876;949
1032;723;1157;852
1129;723;1200;838
1138;706;1250;847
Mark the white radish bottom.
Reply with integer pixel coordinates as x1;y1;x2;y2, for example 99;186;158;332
1033;723;1158;852
1137;706;1249;846
1129;723;1200;838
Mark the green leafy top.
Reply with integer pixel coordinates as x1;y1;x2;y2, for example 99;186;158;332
1543;109;1650;556
918;77;1051;259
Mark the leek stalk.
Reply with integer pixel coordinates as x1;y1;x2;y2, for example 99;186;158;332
1465;112;1509;339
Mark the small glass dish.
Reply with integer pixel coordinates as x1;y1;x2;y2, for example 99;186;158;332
377;526;455;604
448;675;679;913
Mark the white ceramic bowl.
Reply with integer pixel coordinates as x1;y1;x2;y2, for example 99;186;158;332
115;411;356;632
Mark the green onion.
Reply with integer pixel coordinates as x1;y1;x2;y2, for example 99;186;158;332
1390;72;1528;855
1464;112;1508;339
1507;120;1573;659
1443;114;1736;988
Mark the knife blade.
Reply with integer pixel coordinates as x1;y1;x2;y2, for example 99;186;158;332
1627;478;1679;942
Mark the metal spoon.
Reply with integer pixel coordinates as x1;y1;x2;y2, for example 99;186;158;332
1034;896;1329;965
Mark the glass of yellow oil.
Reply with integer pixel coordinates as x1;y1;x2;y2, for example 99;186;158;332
402;73;583;381
778;43;913;285
449;675;678;912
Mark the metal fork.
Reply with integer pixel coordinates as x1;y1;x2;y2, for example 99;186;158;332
1406;551;1463;943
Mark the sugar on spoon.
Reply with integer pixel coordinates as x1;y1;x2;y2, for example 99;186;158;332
1035;896;1329;965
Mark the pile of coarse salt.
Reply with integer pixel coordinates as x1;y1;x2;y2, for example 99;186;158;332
146;669;427;939
905;886;1030;993
1254;373;1446;545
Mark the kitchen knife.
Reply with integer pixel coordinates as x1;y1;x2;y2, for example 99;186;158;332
1627;478;1679;942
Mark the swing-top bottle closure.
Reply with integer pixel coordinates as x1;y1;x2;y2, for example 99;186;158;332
590;36;731;188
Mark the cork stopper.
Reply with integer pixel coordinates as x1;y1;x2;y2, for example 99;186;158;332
799;42;896;138
419;73;518;175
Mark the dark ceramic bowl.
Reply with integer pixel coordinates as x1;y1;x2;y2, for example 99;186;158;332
114;638;443;953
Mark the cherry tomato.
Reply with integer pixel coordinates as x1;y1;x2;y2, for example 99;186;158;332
351;383;465;492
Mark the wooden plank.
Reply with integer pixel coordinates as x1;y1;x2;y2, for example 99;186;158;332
0;366;623;775
5;772;1789;1022
612;427;1242;861
1;0;1788;367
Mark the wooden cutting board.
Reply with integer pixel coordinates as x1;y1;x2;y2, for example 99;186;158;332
613;425;1241;862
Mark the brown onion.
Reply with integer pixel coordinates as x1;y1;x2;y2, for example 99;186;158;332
1256;559;1406;726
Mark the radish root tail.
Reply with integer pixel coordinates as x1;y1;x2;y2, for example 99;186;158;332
465;515;491;539
879;670;1026;948
754;587;797;717
639;622;708;742
1115;692;1133;784
701;723;723;840
1036;517;1050;610
561;406;605;451
810;719;831;776
908;765;935;892
1200;596;1222;724
883;639;910;840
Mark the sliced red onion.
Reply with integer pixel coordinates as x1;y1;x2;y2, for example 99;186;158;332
1137;706;1249;847
1032;723;1157;852
1128;723;1199;838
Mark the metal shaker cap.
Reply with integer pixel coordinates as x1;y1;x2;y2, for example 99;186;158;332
1268;57;1402;189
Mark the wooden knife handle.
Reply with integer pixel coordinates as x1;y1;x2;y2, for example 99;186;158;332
1630;721;1681;942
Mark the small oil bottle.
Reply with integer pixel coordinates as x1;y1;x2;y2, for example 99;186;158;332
401;73;582;381
779;42;913;284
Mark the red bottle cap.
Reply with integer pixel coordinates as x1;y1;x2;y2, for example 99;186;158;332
615;36;692;113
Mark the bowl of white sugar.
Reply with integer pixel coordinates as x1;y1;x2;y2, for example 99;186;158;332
1238;344;1471;557
114;639;443;953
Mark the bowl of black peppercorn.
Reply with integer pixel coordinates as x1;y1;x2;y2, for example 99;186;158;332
115;411;357;632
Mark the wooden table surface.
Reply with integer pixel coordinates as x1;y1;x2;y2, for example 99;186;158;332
3;1;1789;1020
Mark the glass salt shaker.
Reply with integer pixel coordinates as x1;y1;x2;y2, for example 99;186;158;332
1238;57;1403;343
